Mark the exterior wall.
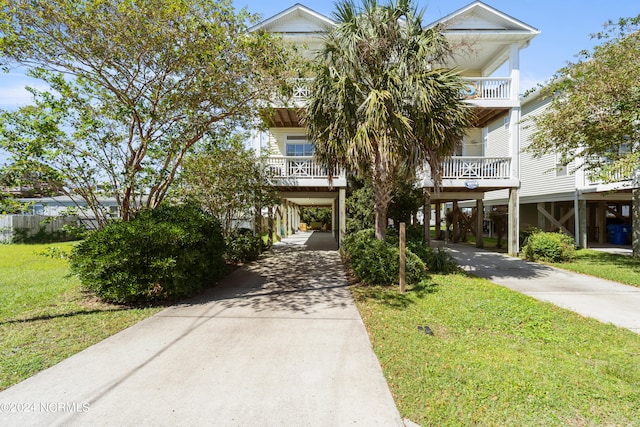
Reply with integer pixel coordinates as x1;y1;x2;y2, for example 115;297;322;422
484;115;509;158
265;127;307;156
518;96;577;201
462;128;483;156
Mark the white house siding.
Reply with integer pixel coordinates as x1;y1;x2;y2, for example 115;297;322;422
519;96;577;202
462;128;483;156
481;113;511;204
266;127;307;156
484;115;509;158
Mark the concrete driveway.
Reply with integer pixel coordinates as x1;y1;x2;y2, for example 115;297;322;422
0;231;403;426
438;242;640;334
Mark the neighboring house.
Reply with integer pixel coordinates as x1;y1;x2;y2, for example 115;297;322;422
480;91;636;248
250;1;539;252
19;196;120;229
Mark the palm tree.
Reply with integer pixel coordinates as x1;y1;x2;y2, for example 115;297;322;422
305;0;473;240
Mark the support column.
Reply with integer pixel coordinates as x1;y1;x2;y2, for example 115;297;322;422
423;190;431;245
332;198;337;241
339;188;346;247
537;202;546;231
598;201;606;244
579;199;587;248
476;198;484;249
267;206;274;246
275;206;281;240
508;188;519;256
452;201;459;243
284;202;289;237
435;201;442;240
574;191;580;247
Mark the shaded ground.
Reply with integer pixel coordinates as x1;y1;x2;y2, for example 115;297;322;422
0;231;403;426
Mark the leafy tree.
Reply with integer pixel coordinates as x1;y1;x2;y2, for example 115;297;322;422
176;134;278;237
345;176;375;234
0;0;293;227
527;15;640;256
305;0;473;241
300;207;332;226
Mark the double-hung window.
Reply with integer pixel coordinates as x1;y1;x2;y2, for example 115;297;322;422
285;135;314;157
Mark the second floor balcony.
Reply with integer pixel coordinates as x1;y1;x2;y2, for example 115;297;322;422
266;156;346;187
421;156;518;189
582;162;636;189
282;77;517;109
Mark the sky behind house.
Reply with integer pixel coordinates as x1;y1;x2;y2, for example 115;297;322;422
0;0;638;110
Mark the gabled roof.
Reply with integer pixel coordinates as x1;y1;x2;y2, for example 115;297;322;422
427;1;540;75
428;1;539;33
249;3;335;34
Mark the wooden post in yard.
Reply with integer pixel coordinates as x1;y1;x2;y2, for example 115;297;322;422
399;222;406;293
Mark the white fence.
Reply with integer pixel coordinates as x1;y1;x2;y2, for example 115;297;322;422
0;215;78;243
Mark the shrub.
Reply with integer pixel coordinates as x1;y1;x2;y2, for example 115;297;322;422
343;229;427;286
520;226;542;247
522;231;576;263
408;242;458;274
70;204;226;303
225;228;263;263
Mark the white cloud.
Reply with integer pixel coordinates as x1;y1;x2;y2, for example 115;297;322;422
0;74;49;109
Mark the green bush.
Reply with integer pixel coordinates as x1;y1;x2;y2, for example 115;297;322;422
522;231;576;263
520;225;542;247
342;229;427;286
225;228;263;263
408;242;458;274
70;204;226;303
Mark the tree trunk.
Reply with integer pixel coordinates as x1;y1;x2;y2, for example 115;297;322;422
372;149;393;241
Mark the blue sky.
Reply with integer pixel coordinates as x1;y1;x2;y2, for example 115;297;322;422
1;0;638;110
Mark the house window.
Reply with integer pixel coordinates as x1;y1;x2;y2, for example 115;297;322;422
285;135;314;157
555;153;567;177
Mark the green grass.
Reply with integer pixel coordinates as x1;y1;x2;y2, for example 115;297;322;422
547;249;640;287
352;274;640;426
0;243;162;391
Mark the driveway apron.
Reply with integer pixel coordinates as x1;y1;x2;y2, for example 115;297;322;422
0;231;403;426
439;242;640;334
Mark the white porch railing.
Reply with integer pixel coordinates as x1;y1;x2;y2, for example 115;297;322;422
289;77;512;102
460;77;512;100
585;164;634;186
291;78;313;102
266;156;341;180
440;156;512;179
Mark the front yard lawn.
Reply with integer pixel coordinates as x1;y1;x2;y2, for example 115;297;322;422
0;243;162;391
353;273;640;426
549;249;640;287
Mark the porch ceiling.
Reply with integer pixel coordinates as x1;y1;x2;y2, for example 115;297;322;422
266;108;303;127
471;106;508;127
278;190;337;207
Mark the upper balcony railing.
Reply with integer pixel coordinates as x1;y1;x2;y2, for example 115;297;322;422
440;156;512;180
584;163;634;187
286;77;513;104
460;77;512;101
266;156;343;181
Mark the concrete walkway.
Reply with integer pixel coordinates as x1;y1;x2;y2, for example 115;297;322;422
435;241;640;334
0;231;403;426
